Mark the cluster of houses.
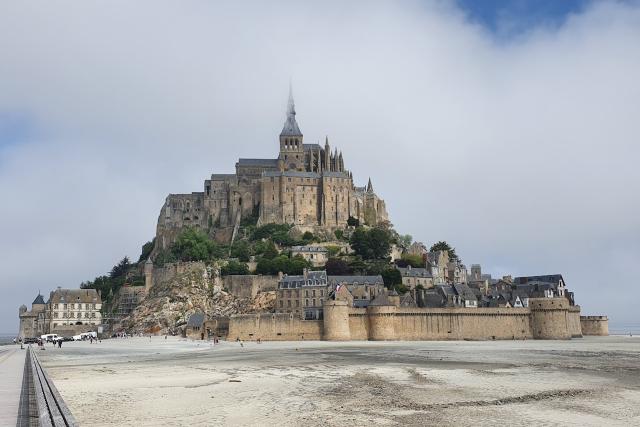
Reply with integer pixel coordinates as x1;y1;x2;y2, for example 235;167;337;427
275;241;575;319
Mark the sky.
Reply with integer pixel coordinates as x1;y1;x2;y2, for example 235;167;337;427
1;0;639;333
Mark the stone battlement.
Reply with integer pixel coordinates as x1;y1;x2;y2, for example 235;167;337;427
229;297;591;341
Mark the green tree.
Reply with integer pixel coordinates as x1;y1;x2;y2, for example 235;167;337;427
171;227;224;262
398;234;412;249
381;268;402;288
302;231;315;242
221;260;250;276
398;253;424;268
347;216;360;227
262;240;279;259
430;241;459;261
110;257;131;279
325;258;352;275
138;238;155;262
230;241;251;262
350;227;391;260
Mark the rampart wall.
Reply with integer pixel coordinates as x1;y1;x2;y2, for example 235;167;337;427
230;298;581;341
229;313;322;341
568;306;583;337
222;275;279;299
580;316;609;336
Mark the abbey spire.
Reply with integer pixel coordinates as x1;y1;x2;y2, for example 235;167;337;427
280;83;302;136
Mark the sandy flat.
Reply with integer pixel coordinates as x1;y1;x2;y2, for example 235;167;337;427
37;336;640;426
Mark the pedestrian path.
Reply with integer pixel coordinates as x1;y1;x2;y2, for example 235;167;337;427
0;347;26;426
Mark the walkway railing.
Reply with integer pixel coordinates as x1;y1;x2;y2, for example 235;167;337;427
22;346;78;427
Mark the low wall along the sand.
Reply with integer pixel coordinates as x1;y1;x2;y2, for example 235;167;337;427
229;298;592;341
580;316;609;336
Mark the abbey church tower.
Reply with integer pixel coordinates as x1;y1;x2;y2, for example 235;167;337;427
279;86;305;171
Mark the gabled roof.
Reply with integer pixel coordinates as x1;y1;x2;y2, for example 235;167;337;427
328;275;384;286
237;158;279;167
369;292;394;306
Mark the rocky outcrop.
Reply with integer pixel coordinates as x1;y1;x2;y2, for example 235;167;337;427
119;263;274;334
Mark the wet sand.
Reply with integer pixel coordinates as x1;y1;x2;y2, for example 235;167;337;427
37;336;640;426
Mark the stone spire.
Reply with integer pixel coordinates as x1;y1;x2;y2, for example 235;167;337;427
338;151;344;172
367;177;374;193
280;83;302;136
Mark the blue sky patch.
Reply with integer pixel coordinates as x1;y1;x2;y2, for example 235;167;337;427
455;0;592;37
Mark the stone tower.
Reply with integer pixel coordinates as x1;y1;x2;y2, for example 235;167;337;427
279;85;304;171
323;299;351;341
144;258;154;293
529;297;571;339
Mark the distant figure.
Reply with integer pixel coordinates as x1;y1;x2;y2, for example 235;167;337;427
58;339;62;348
13;338;16;344
240;340;244;348
165;335;167;340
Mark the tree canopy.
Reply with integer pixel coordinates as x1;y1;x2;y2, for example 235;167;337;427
349;226;392;260
430;241;459;261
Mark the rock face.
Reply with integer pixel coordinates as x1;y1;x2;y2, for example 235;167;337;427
120;264;274;335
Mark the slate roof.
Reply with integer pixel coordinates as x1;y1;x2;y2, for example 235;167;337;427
303;143;321;150
263;171;321;178
369;292;394;306
513;275;564;285
291;246;328;253
280;89;302;136
49;288;101;304
32;294;45;305
453;283;477;301
187;312;205;328
279;271;328;288
327;275;384;286
397;267;431;278
421;290;446;308
237;158;279;167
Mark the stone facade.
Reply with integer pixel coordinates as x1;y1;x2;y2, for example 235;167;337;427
290;245;329;267
230;297;591;341
18;288;102;339
222;275;279;299
154;89;388;250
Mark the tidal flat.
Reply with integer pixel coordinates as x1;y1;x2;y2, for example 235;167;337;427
38;336;640;426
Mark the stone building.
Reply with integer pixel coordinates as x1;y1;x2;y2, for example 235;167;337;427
290;245;329;267
48;288;102;330
276;270;329;320
154;88;388;250
18;294;47;339
397;266;433;289
18;288;102;339
276;271;385;319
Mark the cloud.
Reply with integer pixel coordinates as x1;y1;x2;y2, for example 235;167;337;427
1;0;639;331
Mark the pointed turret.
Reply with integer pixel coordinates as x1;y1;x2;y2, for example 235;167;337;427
366;178;374;193
338;151;344;172
280;83;302;137
278;84;304;170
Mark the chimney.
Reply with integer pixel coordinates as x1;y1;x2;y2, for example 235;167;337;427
303;268;308;280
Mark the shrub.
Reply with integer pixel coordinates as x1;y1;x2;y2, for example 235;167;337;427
221;260;250;276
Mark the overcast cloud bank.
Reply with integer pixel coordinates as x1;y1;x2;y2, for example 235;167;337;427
1;1;639;331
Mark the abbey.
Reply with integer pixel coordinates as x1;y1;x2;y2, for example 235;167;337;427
155;89;388;249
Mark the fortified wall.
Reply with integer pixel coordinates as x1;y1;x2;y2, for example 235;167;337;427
229;297;589;341
580;316;609;336
222;275;278;299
